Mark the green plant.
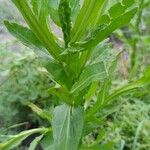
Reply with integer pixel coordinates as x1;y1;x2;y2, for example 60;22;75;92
104;99;150;150
113;0;150;75
0;48;51;128
1;0;150;150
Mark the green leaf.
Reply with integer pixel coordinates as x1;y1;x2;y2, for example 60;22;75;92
59;0;71;47
52;104;84;150
85;81;98;101
44;60;71;89
86;79;111;119
81;8;138;49
123;0;135;8
4;21;45;50
70;0;108;44
71;62;107;93
48;86;72;104
80;143;113;150
28;103;51;122
28;135;44;150
70;0;80;23
44;145;54;150
48;0;80;26
29;0;39;15
108;3;126;18
107;68;150;102
29;0;49;24
11;0;61;59
0;128;49;150
48;0;61;26
41;132;54;150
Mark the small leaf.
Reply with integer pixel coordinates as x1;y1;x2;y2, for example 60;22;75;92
28;135;44;150
71;62;107;93
86;79;111;118
29;103;51;122
44;60;71;89
85;81;98;101
4;21;43;50
52;104;84;150
41;132;54;150
107;68;150;102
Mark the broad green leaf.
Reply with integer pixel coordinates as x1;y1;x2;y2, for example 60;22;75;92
0;128;49;150
71;62;107;93
28;135;44;150
59;0;71;47
52;104;84;150
28;103;51;122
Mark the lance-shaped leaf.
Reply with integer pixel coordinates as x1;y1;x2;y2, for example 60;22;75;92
59;0;71;47
29;103;52;122
4;21;45;51
81;8;138;49
48;0;61;26
4;21;53;59
28;135;44;150
11;0;61;59
71;62;107;93
52;104;84;150
107;69;150;102
0;128;49;150
96;0;135;26
86;79;111;119
70;0;108;44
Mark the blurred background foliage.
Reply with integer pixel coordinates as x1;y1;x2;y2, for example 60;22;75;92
0;0;150;150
